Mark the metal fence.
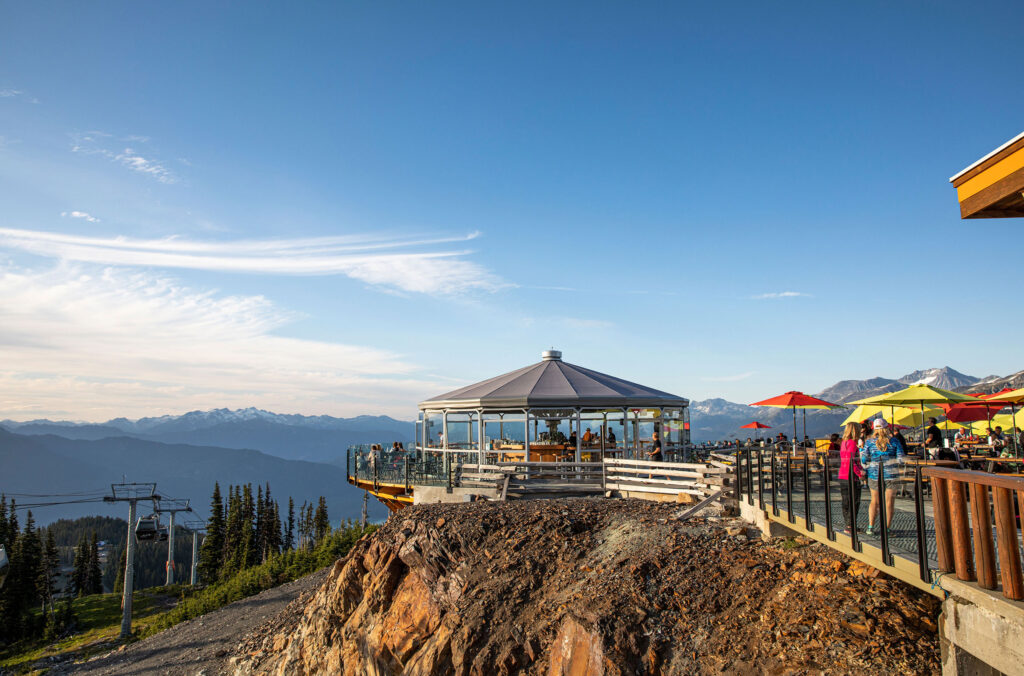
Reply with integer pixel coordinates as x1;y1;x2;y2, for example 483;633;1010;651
732;443;1024;602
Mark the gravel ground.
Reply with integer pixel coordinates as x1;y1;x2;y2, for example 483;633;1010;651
51;568;329;676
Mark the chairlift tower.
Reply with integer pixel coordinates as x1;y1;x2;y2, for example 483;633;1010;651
153;498;192;585
103;482;158;639
184;520;206;586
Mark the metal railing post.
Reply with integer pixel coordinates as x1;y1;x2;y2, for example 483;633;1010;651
770;445;778;516
373;458;379;492
914;464;929;582
404;456;410;493
745;445;753;505
786;445;794;523
878;461;893;566
822;449;835;541
447;458;453;493
756;446;764;508
734;449;743;503
802;451;812;531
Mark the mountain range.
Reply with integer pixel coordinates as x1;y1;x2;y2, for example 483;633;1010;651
0;427;390;525
1;409;410;525
2;408;414;465
689;366;1018;442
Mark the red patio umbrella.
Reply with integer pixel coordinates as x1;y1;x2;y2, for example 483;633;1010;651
940;390;1010;424
740;421;772;440
750;391;841;448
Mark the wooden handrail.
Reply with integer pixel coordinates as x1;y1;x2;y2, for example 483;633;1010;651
921;467;1024;491
924;467;1024;601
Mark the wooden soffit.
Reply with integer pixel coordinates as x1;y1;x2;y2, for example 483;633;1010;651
950;131;1024;219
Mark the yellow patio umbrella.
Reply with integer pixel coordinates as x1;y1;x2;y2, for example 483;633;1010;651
860;384;976;449
886;407;944;428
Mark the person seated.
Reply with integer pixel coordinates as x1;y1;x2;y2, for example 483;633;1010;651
583;428;593;444
992;426;1008;455
606;429;617;445
989;427;1005;456
828;433;840;451
567;430;578;448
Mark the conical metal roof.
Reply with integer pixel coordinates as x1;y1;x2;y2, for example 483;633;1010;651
419;350;688;410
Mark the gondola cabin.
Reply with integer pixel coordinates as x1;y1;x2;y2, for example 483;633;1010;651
135;515;160;542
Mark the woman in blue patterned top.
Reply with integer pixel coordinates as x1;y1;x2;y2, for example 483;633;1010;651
858;418;905;536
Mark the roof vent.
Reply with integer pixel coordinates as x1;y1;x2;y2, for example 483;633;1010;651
542;349;562;361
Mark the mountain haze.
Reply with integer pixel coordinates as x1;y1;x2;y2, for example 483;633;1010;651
0;427;387;525
2;408;414;465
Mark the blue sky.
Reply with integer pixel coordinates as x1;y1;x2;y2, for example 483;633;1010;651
1;1;1022;421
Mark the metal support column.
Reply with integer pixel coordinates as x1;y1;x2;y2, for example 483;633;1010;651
166;511;176;585
190;530;199;585
122;499;136;637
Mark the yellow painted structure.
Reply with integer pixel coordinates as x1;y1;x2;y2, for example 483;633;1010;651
950;131;1024;219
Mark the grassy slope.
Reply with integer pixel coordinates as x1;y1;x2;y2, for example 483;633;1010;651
0;586;181;672
0;525;374;673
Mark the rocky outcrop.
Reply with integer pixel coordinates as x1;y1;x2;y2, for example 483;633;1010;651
233;499;941;675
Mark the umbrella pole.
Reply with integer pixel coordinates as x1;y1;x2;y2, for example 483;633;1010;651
920;402;925;455
792;407;797;452
802;409;807;446
1013;403;1019;457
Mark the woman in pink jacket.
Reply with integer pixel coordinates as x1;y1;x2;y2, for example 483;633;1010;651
838;422;864;532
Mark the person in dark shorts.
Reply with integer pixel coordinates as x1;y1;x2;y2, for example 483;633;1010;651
648;431;663;462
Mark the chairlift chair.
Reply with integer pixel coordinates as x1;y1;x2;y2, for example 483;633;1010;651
158;526;169;542
135;515;160;542
0;544;9;589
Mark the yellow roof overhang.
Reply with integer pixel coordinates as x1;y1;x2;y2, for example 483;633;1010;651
950;131;1024;219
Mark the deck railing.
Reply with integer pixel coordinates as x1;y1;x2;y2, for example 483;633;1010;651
924;467;1024;600
731;443;1024;602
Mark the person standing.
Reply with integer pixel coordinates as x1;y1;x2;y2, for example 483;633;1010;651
838;423;864;531
648;431;664;462
859;419;904;536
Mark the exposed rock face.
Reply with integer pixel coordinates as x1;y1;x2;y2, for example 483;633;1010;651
233;499;941;675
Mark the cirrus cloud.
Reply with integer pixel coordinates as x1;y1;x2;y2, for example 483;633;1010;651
0;227;508;296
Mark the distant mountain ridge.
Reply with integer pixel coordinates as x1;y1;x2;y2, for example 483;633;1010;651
0;427;387;525
1;408;414;465
690;366;1016;442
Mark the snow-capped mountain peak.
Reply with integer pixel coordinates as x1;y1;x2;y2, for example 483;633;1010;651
897;367;978;390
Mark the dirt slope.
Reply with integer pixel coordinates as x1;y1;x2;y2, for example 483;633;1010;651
232;498;941;675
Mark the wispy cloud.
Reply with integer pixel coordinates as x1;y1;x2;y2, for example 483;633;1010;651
562;317;613;329
71;133;178;184
0;89;39;103
0;228;507;296
61;211;100;223
0;263;443;420
701;371;756;382
750;291;811;300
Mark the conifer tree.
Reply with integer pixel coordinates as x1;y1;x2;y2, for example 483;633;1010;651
0;495;9;548
241;484;257;567
313;497;330;544
38;529;61;619
199;482;225;582
284;497;295;551
87;532;103;594
15;512;44;635
71;534;89;596
113;548;126;594
255;485;266;561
